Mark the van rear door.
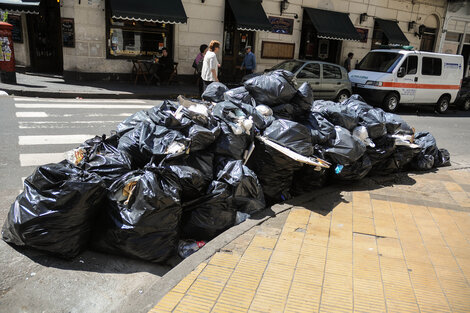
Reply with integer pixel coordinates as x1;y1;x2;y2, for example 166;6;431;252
415;56;443;103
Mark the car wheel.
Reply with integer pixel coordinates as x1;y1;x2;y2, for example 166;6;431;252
383;93;399;112
435;95;450;114
336;90;350;103
461;98;470;111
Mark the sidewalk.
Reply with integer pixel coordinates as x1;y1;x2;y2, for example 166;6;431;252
0;73;199;99
147;168;470;313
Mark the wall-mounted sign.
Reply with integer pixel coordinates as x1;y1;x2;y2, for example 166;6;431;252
261;41;295;59
7;14;23;43
61;18;75;48
269;16;294;35
356;28;369;43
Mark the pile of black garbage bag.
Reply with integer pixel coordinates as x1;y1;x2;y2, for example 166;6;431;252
2;70;451;263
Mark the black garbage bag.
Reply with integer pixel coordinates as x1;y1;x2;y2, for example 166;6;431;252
412;131;440;170
181;181;235;240
2;161;106;259
383;112;413;135
263;119;314;156
344;97;387;139
224;86;254;106
367;136;396;166
74;135;132;188
271;103;295;120
116;110;153;136
118;122;190;168
214;121;251;160
325;126;366;165
246;141;303;204
217;160;265;214
394;145;421;171
291;82;314;119
435;149;451;167
312;100;359;131
93;168;181;262
291;165;328;196
188;124;219;151
335;154;372;181
202;82;229;103
148;100;194;131
303;112;336;145
240;103;274;130
160;152;214;202
244;70;297;106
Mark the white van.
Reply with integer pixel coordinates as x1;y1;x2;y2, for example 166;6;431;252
349;48;463;113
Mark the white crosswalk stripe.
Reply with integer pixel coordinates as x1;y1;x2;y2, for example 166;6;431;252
13;97;157;184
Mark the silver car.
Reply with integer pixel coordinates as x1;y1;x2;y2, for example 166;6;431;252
263;59;352;102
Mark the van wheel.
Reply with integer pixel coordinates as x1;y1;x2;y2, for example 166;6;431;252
336;90;350;103
436;95;450;114
461;98;470;111
383;93;399;112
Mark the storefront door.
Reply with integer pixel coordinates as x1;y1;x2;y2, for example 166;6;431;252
222;28;254;84
26;0;62;74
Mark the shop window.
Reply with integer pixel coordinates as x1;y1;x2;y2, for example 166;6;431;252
298;63;320;78
422;57;442;76
261;41;295;59
402;56;418;75
323;64;342;79
107;19;173;59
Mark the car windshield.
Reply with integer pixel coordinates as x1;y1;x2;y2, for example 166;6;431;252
271;60;304;73
357;52;403;73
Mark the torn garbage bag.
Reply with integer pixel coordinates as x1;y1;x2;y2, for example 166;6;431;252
2;161;106;259
325;126;366;165
263;119;313;156
244;70;297;106
93;168;182;262
202;82;229;103
68;135;132;188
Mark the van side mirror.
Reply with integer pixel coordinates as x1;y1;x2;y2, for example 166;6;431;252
397;67;405;78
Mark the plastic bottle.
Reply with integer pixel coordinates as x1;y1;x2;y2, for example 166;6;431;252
178;240;206;259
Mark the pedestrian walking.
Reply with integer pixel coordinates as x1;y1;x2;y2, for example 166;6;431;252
344;52;354;72
193;44;208;95
241;46;256;74
201;40;220;94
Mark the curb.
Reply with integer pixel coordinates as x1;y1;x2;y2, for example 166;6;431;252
2;88;199;100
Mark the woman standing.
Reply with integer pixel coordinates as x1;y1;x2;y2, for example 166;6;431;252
193;44;208;95
201;40;221;94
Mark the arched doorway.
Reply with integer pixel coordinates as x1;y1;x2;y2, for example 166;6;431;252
420;14;439;52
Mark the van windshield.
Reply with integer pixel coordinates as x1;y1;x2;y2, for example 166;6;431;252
357;52;403;73
271;60;305;73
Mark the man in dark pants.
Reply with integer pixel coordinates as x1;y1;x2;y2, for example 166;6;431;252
241;46;256;75
344;52;354;72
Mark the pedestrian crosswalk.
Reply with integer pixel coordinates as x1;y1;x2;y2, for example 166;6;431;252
14;97;156;182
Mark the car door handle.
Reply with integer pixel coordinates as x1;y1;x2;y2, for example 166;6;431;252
314;82;320;85
414;77;418;82
337;82;341;85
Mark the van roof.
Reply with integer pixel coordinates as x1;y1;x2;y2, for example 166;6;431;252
371;49;463;59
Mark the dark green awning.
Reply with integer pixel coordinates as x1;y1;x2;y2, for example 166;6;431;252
109;0;187;24
227;0;272;32
0;0;40;14
375;18;409;45
304;7;361;41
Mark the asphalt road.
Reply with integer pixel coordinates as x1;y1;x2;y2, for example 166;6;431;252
0;95;469;313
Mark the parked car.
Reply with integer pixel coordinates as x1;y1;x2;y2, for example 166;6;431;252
349;48;464;113
242;60;352;102
455;77;470;111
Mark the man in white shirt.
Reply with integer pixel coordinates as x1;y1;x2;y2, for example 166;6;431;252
201;40;221;94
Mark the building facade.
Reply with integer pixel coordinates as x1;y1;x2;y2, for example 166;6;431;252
1;0;448;81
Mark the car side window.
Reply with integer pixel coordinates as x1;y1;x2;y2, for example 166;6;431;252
406;56;418;75
422;57;442;76
323;64;342;79
298;63;320;79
